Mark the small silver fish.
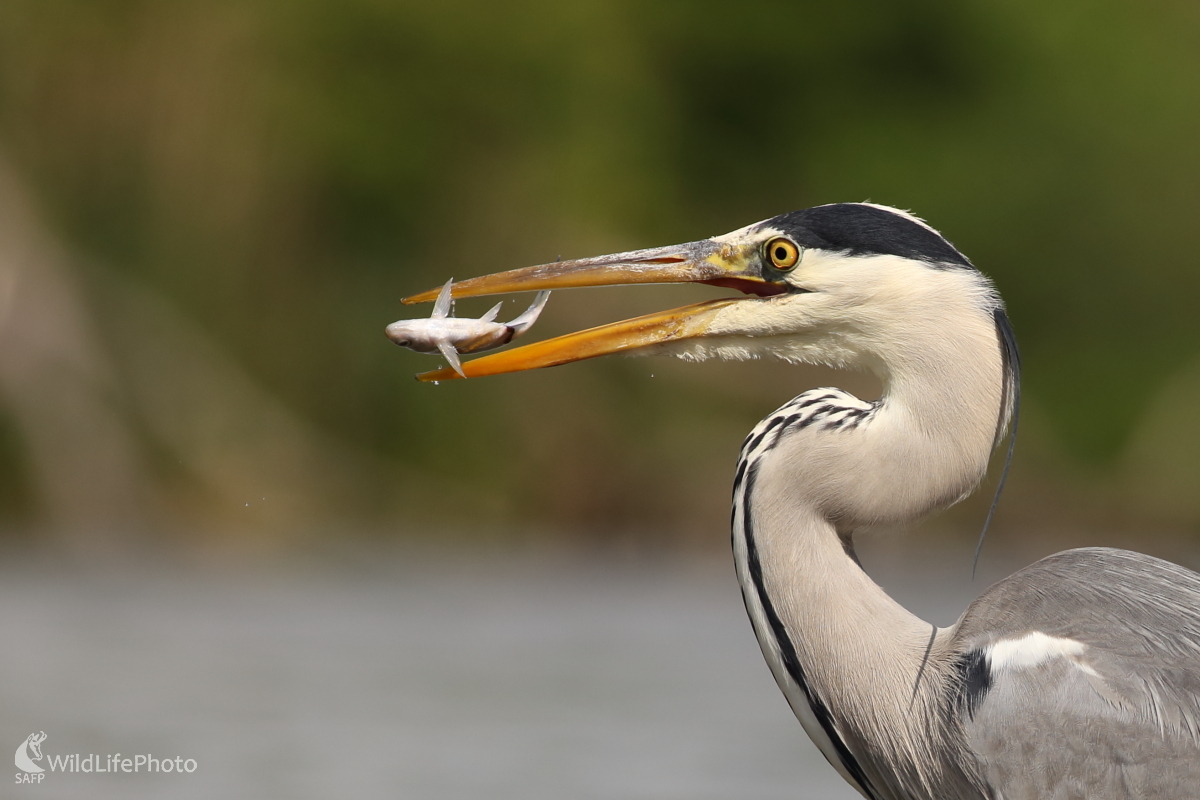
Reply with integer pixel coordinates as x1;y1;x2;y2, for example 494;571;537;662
385;278;550;377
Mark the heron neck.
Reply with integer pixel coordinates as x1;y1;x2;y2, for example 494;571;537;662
741;464;952;792
870;305;1006;520
750;453;936;690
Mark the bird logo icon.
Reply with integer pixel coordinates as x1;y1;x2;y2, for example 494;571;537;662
15;731;47;774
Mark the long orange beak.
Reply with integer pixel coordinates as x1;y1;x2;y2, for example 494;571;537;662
400;237;782;381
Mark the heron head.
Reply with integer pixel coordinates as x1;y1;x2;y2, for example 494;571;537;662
401;203;1000;381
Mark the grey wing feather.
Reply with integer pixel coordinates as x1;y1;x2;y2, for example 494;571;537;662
432;278;454;319
436;341;465;377
954;548;1200;798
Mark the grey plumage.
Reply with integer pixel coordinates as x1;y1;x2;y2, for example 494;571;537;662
957;548;1200;798
723;207;1200;799
405;202;1200;799
737;402;1200;799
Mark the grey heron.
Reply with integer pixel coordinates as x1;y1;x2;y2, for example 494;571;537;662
401;203;1200;798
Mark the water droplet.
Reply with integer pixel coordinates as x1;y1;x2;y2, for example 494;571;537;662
433;381;440;386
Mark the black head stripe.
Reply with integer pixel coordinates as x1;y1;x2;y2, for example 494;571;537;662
767;204;973;269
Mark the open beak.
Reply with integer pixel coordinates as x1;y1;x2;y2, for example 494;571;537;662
401;238;783;381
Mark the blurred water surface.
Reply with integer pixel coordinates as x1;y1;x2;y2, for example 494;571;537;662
7;538;1185;799
2;544;867;800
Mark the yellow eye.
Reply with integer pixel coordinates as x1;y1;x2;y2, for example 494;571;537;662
766;237;801;270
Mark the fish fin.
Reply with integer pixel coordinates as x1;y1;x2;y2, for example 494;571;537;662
480;301;503;323
437;341;466;377
433;278;454;319
507;291;551;337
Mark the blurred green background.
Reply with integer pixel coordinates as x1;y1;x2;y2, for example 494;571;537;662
1;0;1199;554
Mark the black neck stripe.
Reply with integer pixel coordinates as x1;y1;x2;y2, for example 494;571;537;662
740;462;879;799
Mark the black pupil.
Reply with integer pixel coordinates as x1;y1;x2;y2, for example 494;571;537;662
774;245;789;262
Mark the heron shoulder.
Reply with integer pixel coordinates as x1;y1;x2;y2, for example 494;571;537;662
946;548;1200;794
955;547;1200;654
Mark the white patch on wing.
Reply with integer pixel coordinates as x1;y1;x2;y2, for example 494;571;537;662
987;632;1099;677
